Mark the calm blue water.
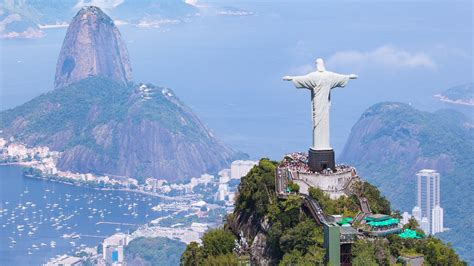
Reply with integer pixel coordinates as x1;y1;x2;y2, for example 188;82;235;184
0;166;167;265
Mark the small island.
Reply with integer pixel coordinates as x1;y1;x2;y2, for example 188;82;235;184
434;83;474;106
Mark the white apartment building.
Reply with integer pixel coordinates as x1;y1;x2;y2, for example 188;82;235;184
219;168;231;178
199;174;214;184
412;206;422;221
217;183;229;201
412;169;444;234
0;138;7;148
431;205;444;234
230;160;258;179
103;233;129;265
420;217;430;234
401;211;411;225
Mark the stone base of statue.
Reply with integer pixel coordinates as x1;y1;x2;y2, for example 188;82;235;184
308;148;335;172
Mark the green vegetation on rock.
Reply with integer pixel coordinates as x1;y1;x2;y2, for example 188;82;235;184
201;228;236;257
0;77;206;144
353;181;391;214
180;228;237;266
0;76;238;181
309;187;359;217
125;237;186;266
235;158;277;219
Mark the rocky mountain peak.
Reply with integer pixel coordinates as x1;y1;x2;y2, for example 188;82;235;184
54;6;133;89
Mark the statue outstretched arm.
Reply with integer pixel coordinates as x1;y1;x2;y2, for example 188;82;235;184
349;74;358;79
283;74;312;89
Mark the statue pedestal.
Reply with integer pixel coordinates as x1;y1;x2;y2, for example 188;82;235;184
308;148;335;172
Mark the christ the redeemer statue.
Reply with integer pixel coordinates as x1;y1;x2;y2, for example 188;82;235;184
283;58;357;172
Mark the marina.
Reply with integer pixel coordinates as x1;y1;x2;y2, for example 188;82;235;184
0;165;171;265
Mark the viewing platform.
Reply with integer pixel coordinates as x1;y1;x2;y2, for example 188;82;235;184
276;152;359;199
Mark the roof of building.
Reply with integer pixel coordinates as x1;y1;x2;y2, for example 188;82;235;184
398;228;424;239
365;214;390;222
417;169;440;176
340;226;358;235
104;233;127;246
191;200;207;207
419;169;437;173
367;217;399;227
337;217;353;225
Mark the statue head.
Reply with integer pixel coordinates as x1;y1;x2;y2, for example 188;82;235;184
316;58;326;72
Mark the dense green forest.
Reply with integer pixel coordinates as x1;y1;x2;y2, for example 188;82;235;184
125;237;186;266
0;77;208;150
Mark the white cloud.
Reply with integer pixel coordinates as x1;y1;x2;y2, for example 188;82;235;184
185;0;199;7
327;45;437;70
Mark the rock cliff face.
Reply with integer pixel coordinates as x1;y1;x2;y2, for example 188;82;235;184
54;6;133;89
228;212;274;265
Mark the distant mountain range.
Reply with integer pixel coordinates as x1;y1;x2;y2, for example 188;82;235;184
0;0;197;38
0;6;240;182
340;101;474;262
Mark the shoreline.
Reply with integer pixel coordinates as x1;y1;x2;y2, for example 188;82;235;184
0;164;196;202
434;94;474;107
0;161;37;166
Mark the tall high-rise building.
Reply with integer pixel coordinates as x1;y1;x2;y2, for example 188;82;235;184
413;169;444;234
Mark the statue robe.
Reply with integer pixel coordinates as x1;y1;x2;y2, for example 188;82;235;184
290;71;350;150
